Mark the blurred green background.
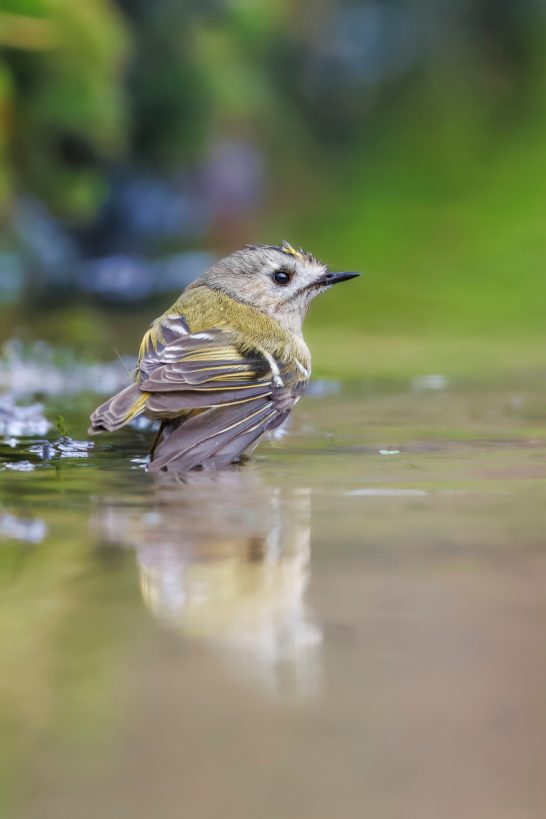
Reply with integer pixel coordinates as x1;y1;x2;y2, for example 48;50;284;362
0;0;545;380
1;7;546;816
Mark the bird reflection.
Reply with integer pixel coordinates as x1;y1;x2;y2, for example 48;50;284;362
93;468;321;697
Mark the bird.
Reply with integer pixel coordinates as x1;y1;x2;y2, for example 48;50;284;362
89;241;359;472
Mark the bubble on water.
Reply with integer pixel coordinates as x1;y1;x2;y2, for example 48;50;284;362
28;442;57;460
307;380;341;398
55;437;94;457
3;461;35;472
18;436;94;463
412;374;448;391
347;488;428;497
131;456;150;468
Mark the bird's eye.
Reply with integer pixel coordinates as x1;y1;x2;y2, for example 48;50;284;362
273;270;291;286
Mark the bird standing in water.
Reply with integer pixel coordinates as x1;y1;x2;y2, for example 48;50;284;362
89;242;359;471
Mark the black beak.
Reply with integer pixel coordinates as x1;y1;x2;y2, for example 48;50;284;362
324;271;361;285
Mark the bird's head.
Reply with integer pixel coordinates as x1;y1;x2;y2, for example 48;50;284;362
200;241;359;332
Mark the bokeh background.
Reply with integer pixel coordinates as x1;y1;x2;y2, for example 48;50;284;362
0;0;545;378
2;6;546;819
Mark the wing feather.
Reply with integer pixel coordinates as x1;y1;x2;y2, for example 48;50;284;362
148;396;279;472
133;313;307;470
137;315;300;412
139;322;267;387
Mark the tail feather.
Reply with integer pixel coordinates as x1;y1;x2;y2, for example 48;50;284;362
148;396;275;472
88;384;147;434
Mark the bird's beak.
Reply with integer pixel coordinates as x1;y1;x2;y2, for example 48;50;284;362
324;271;361;285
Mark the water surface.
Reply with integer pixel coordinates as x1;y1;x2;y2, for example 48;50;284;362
1;381;546;818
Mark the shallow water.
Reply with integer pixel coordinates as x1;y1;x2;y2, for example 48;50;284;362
1;381;546;819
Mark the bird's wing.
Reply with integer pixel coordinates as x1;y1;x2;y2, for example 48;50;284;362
138;313;302;411
88;311;306;447
136;313;306;471
137;316;288;414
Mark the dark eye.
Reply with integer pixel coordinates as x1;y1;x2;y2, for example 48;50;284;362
273;270;291;286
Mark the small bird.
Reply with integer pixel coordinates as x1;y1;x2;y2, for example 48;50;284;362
89;242;359;471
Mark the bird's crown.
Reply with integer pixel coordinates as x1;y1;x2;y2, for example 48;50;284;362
245;240;319;266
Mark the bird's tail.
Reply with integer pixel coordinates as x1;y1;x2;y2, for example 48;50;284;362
88;384;148;434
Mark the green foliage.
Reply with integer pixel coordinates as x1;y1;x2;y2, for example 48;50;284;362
279;27;546;343
55;414;68;436
297;107;546;340
0;0;128;218
122;2;210;168
0;0;545;357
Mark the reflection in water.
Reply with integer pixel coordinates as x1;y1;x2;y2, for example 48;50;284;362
93;470;321;697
